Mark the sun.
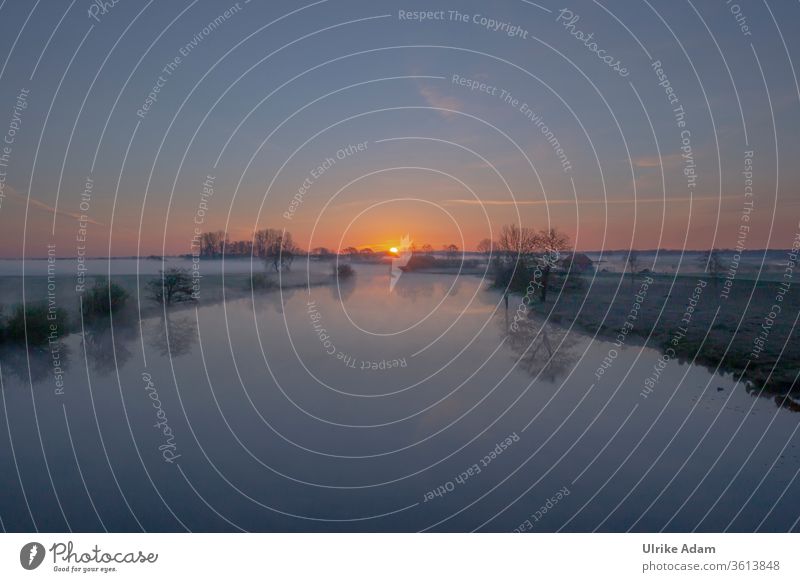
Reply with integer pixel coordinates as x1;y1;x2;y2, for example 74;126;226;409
389;247;398;254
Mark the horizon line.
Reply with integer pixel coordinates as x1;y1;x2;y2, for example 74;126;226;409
3;247;795;261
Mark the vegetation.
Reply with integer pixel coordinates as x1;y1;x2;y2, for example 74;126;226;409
147;268;196;305
5;302;68;346
699;249;725;287
443;244;459;261
476;238;494;258
250;272;278;290
340;248;386;263
264;233;296;272
498;224;539;260
627;250;640;281
311;247;335;260
333;263;355;279
493;225;573;303
192;229;300;275
82;278;130;317
401;254;480;272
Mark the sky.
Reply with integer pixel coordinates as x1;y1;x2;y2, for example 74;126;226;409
0;0;798;257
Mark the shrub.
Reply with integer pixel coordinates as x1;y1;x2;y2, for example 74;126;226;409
83;279;129;317
250;272;277;290
5;302;68;346
402;255;480;272
333;263;355;279
403;255;440;271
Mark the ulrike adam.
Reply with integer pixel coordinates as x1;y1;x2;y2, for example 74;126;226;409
643;544;716;554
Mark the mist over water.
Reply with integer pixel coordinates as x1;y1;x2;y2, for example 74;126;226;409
1;262;798;532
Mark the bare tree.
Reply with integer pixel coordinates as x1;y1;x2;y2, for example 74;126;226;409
200;230;228;257
627;250;640;281
253;229;268;258
147;268;196;304
536;228;570;256
700;249;725;287
444;244;459;262
476;238;494;258
264;230;296;272
310;247;332;260
498;224;538;261
341;246;359;257
534;228;571;303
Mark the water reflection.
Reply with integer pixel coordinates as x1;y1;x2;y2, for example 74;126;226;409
0;342;69;385
503;312;580;384
1;267;800;533
82;317;135;376
151;312;198;358
331;277;356;303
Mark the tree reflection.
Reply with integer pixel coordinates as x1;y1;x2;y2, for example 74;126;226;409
502;311;579;383
152;312;198;358
82;317;134;376
0;343;69;386
393;276;436;303
331;278;356;303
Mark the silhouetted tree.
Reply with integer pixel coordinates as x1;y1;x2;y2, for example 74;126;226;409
627;250;640;282
147;268;196;305
700;249;725;288
200;230;228;257
311;247;333;260
476;238;494;258
341;246;359;257
264;231;296;272
498;224;538;261
333;263;354;279
534;228;571;303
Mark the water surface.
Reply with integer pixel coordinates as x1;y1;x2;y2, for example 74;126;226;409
1;262;798;532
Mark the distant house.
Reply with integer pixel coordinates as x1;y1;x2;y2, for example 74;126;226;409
560;252;594;273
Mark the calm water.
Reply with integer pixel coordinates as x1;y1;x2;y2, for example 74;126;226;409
0;262;798;532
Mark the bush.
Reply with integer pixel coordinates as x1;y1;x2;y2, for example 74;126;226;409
402;255;480;272
5;303;68;346
83;279;129;317
403;255;440;271
250;272;277;290
333;263;355;279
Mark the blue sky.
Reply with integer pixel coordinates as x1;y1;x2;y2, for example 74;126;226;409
0;0;798;256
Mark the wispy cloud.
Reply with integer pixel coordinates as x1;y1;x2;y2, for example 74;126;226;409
418;86;464;119
444;196;725;206
632;153;682;168
2;184;104;226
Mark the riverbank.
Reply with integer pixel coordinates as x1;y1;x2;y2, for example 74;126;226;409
518;272;799;394
0;269;334;325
